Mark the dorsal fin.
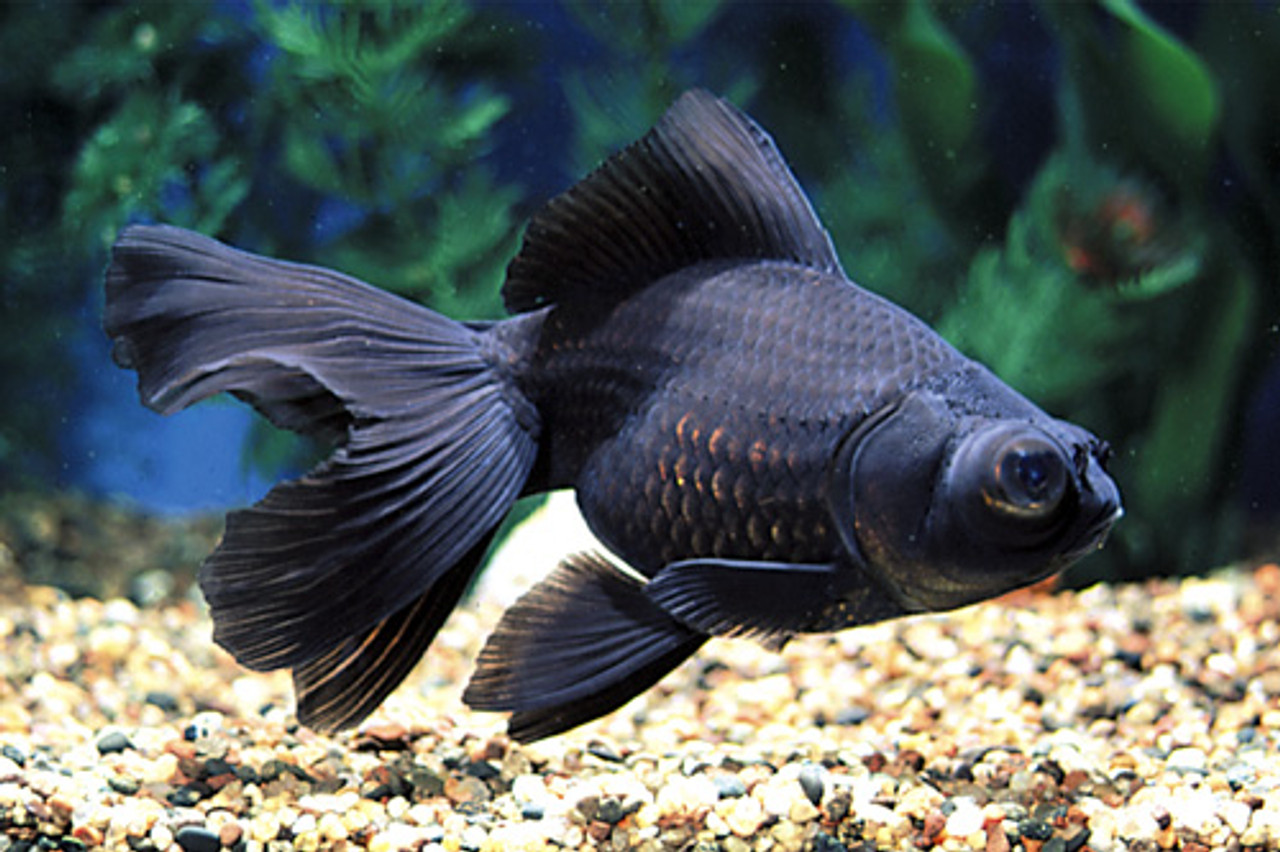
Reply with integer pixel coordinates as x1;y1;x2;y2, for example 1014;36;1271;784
502;89;842;314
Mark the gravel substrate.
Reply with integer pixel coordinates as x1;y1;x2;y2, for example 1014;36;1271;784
4;510;1280;850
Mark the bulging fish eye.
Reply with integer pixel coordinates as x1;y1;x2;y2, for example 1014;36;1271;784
986;439;1067;519
948;424;1075;547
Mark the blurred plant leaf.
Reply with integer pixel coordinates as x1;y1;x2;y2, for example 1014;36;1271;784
1099;0;1219;180
939;151;1206;407
561;0;740;173
1049;0;1220;191
1129;263;1255;554
813;75;961;322
941;225;1126;406
564;0;723;55
840;0;980;210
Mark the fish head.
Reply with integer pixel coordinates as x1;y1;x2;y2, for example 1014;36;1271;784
832;391;1122;613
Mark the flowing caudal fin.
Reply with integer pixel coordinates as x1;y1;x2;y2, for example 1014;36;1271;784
463;553;706;742
105;224;539;730
293;529;499;733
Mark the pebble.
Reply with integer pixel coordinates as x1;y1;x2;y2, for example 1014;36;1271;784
174;825;221;852
1166;746;1208;773
95;731;132;755
1;531;1279;852
714;773;747;799
797;761;825;806
945;797;985;839
722;794;765;837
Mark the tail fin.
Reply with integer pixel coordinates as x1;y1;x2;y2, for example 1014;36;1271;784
105;224;539;729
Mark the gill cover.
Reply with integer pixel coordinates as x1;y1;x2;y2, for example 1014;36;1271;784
832;391;1097;613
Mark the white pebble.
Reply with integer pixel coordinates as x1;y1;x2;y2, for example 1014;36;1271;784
721;794;765;837
1219;799;1253;835
945;798;985;838
1166;747;1207;772
368;824;426;852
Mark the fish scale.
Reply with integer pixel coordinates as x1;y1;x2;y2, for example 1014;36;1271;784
539;260;951;575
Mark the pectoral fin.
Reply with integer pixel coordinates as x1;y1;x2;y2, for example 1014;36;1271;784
645;558;845;646
463;553;705;742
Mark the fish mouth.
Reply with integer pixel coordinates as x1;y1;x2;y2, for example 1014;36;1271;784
983;498;1123;597
1060;501;1124;564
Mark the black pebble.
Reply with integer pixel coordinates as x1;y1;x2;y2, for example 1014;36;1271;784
202;757;233;778
410;765;445;797
1018;818;1055;841
587;741;623;763
465;760;500;780
145;691;180;713
96;731;133;755
2;744;26;766
175;827;221;852
798;762;825;806
1113;649;1144;670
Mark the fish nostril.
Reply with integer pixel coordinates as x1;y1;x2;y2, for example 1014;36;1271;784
1072;444;1089;479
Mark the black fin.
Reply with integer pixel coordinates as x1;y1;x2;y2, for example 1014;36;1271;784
462;553;705;742
502;89;842;315
646;558;845;643
105;225;539;676
293;530;496;733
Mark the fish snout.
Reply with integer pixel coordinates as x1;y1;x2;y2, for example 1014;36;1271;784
1067;436;1124;555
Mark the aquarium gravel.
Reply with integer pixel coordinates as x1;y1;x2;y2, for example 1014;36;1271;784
4;526;1280;850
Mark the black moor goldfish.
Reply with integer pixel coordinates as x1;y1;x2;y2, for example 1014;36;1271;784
104;90;1121;742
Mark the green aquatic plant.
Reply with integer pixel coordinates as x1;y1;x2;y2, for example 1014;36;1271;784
1048;0;1220;191
561;0;746;172
1;1;527;485
64;92;249;247
0;3;243;484
251;0;522;319
236;1;528;472
938;147;1251;580
838;0;981;218
810;74;964;324
940;151;1205;408
54;6;254;248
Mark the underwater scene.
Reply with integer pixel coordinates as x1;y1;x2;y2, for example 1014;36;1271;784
2;1;1279;850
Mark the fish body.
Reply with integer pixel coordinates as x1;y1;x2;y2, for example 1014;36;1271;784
104;91;1121;741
